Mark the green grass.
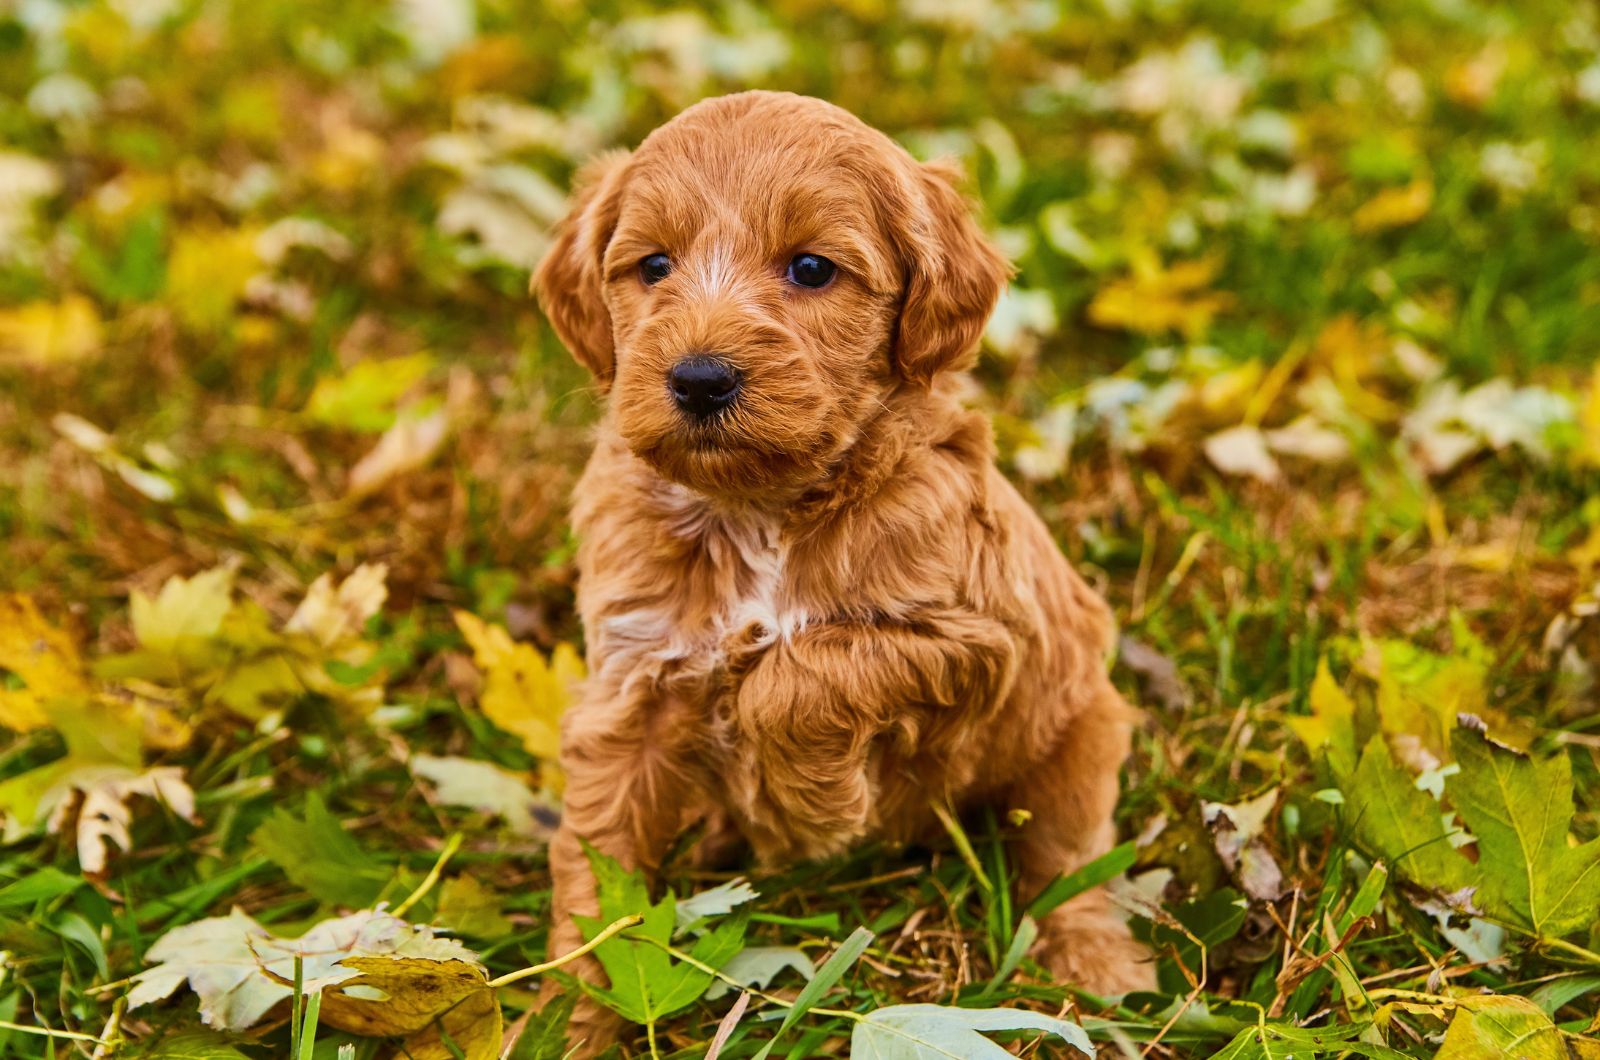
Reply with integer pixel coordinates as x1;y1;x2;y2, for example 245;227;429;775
1;0;1599;1056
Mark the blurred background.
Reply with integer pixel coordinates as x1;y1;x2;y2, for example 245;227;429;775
2;0;1600;1055
2;0;1596;630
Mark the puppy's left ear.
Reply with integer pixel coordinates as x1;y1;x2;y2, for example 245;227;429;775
892;159;1013;384
534;150;631;385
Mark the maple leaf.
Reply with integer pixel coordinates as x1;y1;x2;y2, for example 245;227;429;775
128;908;479;1030
0;594;89;731
1286;657;1357;771
410;753;558;838
0;696;197;873
1087;251;1234;339
130;567;237;660
453;611;582;769
1345;736;1476;895
1448;722;1600;939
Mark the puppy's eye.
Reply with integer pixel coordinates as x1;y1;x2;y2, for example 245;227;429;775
786;253;836;289
639;254;672;285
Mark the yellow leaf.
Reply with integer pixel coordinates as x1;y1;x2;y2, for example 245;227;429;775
306;354;435;431
1288;658;1356;765
316;956;501;1060
1087;252;1233;339
0;595;89;731
131;567;237;656
453;611;582;764
286;564;389;648
1308;315;1404;422
0;296;103;363
1353;178;1433;233
165;226;260;332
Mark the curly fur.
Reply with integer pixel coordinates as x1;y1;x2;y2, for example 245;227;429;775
534;91;1153;1054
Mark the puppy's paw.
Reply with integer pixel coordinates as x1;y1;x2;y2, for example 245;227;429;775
1034;914;1156;997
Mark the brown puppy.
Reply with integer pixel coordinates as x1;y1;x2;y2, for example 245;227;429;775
535;90;1151;1053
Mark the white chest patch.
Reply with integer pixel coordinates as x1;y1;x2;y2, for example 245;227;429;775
595;490;809;680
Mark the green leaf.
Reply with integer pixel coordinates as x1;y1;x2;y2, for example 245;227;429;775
705;945;814;1000
1449;725;1600;938
249;792;390;909
575;847;748;1026
1436;995;1569;1060
850;1003;1092;1058
1346;737;1475;892
752;927;874;1060
1025;842;1136;920
506;992;575;1059
436;874;513;939
306;353;434;432
1208;1021;1403;1059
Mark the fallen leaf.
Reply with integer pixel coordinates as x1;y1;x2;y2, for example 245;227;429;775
850;1004;1092;1058
286;564;389;648
411;753;557;838
1346;736;1476;896
307;955;502;1060
347;406;450;496
1353;178;1434;232
128;908;479;1030
1287;657;1357;770
0;595;88;731
674;878;760;934
131;567;237;657
1449;722;1600;939
1204;424;1281;482
306;354;435;432
452;611;582;767
1088;252;1233;339
1201;789;1284;901
436;874;513;939
1263;415;1350;464
250;791;391;908
0;296;103;363
66;765;196;873
704;946;813;1001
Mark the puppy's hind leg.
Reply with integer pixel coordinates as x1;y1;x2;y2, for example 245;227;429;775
1003;683;1155;997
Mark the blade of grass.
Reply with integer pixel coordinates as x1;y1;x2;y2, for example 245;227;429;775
1026;842;1136;921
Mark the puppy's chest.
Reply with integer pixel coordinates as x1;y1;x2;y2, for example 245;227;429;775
590;504;807;687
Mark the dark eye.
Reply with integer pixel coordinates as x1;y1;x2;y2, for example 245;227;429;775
639;254;672;285
787;253;836;289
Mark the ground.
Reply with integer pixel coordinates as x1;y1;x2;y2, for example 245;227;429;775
0;0;1598;1057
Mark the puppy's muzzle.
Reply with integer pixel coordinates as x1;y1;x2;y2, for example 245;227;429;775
668;355;741;419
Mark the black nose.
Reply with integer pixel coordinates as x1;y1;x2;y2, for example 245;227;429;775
668;356;740;418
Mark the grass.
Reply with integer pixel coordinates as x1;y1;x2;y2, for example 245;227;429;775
0;0;1599;1056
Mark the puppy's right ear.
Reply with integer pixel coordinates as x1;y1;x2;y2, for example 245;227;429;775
534;150;630;384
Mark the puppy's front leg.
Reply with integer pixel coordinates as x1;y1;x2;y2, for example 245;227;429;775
730;613;1013;860
546;691;706;1056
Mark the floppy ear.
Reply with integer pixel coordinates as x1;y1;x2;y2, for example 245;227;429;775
892;159;1013;384
533;150;630;384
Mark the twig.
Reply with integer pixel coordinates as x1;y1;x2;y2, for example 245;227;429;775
392;832;463;918
487;914;644;989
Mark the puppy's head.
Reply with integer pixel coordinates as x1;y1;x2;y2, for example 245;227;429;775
536;91;1010;497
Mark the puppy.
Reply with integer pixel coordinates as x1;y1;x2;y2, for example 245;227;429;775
535;90;1151;1053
